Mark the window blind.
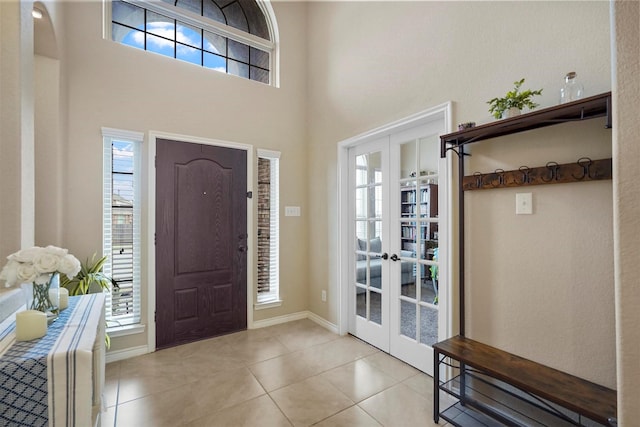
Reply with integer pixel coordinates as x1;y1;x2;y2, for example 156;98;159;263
102;127;143;327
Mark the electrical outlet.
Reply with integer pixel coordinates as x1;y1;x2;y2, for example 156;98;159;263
321;290;327;302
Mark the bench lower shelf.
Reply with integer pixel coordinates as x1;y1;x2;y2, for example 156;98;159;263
433;336;617;427
439;371;605;426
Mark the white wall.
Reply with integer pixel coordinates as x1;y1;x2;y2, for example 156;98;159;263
54;1;309;352
306;1;614;387
0;1;35;259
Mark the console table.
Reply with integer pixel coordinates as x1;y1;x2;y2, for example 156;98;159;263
0;294;105;427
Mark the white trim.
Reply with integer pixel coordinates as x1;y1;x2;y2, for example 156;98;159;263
105;345;149;364
147;130;254;352
257;0;280;88
128;0;275;52
101;127;144;142
307;311;340;335
254;300;282;310
250;310;339;335
337;103;452;148
256;148;281;159
336;102;453;345
250;311;308;329
106;323;146;338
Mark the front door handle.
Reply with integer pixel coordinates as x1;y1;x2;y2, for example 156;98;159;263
390;253;399;262
381;253;388;260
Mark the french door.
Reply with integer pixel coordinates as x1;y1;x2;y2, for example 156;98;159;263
347;121;447;374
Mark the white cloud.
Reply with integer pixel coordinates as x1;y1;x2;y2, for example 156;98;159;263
133;22;204;51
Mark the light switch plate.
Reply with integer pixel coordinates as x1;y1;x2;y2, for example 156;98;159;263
285;206;301;217
516;193;533;215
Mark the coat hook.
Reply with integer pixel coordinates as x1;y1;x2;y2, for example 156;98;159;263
490;169;505;188
542;162;560;182
516;166;531;185
572;157;593;180
473;172;483;189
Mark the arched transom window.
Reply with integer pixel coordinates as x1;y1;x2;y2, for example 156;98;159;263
110;0;277;85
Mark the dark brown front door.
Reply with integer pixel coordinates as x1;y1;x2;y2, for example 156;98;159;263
155;139;247;349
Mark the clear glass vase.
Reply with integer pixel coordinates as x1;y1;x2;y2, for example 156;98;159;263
560;72;584;104
21;272;60;324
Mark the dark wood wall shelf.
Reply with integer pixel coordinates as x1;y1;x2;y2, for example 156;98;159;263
440;92;612;158
434;91;616;426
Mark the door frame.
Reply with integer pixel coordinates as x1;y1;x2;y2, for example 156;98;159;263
147;131;254;353
337;102;453;346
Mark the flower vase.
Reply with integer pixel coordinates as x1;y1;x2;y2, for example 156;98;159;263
21;273;60;324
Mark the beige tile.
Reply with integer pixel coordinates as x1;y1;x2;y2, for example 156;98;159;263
105;360;120;379
117;356;198;403
402;372;434;399
217;326;277;345
229;335;291;364
320;359;398;403
313;406;382;427
358;383;441;427
104;376;119;408
275;323;340;352
249;351;322;392
118;341;245;403
270;376;354;427
265;319;318;335
361;352;420;381
116;367;265;427
298;336;379;373
185;395;292;427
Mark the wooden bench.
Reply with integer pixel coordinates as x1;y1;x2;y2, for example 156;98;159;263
433;335;617;426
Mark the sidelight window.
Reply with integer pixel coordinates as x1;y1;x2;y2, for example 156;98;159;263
102;128;143;328
256;150;280;307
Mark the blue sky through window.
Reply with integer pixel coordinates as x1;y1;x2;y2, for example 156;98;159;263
120;21;226;72
112;140;134;205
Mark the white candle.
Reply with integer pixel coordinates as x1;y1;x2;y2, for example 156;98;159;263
15;310;47;341
48;288;59;310
59;287;69;310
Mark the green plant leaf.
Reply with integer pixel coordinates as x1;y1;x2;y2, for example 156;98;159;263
487;78;543;119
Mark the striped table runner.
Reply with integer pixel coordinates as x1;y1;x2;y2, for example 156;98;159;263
0;294;105;427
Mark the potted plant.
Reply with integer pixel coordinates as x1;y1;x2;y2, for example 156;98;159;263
60;253;117;348
60;253;116;296
487;78;543;119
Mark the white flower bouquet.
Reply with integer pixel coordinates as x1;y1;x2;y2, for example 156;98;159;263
0;246;81;321
0;245;81;288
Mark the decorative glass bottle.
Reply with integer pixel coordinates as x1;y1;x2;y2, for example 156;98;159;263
560;72;584;104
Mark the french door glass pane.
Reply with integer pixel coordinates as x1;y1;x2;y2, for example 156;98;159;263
398;136;439;348
400;300;416;339
420;305;438;346
355;151;384;326
370;290;382;325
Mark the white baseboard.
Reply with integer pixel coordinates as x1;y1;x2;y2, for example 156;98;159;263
106;345;148;364
107;312;339;363
307;311;340;334
250;311;309;329
251;310;339;334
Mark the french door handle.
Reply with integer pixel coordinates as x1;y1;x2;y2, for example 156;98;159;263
390;254;399;262
381;253;388;260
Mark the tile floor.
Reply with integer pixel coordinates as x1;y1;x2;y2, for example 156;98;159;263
103;319;447;426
